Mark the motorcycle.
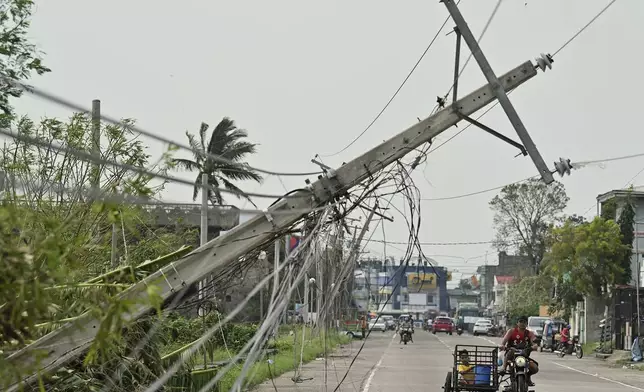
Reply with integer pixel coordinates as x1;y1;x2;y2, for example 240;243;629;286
556;335;583;359
456;326;463;336
400;327;412;345
501;344;534;392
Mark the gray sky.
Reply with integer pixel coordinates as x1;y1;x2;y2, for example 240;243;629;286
12;0;643;284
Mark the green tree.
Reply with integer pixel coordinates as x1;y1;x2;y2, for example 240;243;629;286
171;119;262;206
0;114;170;273
0;114;189;389
0;0;51;120
490;179;569;271
505;275;552;319
543;217;626;312
600;198;617;221
616;191;635;285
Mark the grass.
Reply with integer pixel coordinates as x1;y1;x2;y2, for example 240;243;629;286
166;327;351;391
582;341;599;355
217;330;351;391
615;358;644;371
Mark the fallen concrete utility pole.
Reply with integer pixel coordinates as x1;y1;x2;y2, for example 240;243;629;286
6;24;557;392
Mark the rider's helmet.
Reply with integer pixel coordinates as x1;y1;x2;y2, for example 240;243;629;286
566;324;571;329
517;315;528;324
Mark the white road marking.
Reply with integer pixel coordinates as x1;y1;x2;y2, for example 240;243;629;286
552;361;644;391
478;336;499;346
361;331;396;392
433;334;453;350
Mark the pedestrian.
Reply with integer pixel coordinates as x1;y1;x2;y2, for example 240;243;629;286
360;315;367;339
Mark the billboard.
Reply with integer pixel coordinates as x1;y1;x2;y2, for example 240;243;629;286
407;272;437;291
409;293;427;306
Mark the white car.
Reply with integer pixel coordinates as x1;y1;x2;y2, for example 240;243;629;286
369;319;387;332
473;319;493;336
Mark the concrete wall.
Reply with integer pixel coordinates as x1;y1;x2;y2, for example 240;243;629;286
583;296;607;344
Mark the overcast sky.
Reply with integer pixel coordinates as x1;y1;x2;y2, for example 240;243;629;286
11;0;643;284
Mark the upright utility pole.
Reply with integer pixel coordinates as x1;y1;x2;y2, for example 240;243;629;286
283;235;291;325
91;99;101;188
636;222;641;338
304;272;310;324
273;238;280;329
90;99;118;269
198;173;209;317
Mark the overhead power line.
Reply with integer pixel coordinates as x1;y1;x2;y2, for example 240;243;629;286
552;0;618;57
318;1;461;158
0;73;322;178
421;150;644;202
0;126;312;200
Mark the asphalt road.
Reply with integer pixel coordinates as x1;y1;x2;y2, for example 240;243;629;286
256;329;644;392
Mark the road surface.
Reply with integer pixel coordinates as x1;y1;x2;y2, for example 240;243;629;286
256;329;644;391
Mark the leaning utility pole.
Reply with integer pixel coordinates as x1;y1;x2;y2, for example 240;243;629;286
442;0;554;184
7;2;565;383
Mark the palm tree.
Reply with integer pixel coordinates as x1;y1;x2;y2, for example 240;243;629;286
172;118;262;206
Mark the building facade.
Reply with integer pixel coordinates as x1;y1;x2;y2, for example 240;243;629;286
597;189;644;287
351;261;451;315
478;252;533;309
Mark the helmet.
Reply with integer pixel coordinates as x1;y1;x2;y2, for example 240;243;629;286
566;324;571;329
517;316;528;323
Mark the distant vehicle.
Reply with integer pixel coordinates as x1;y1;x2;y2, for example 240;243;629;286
369;319;387;332
472;319;493;336
381;315;396;330
455;303;481;331
432;316;454;335
527;316;550;344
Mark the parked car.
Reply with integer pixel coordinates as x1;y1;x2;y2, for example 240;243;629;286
432;316;454;335
472;319;493;336
369;319;387;332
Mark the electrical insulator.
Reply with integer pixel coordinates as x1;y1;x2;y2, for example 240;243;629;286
535;53;553;72
554;157;572;177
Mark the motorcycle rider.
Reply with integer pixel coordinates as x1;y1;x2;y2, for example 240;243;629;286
500;316;540;387
559;324;571;352
399;316;414;343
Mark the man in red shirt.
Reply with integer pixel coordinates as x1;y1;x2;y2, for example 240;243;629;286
560;324;571;352
500;316;540;386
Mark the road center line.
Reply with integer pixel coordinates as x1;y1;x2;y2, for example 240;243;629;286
478;336;499;346
361;332;396;392
552;361;644;391
432;333;453;350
